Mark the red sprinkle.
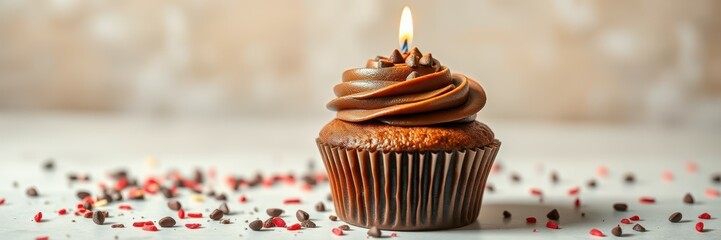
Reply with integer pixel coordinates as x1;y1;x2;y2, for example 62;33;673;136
114;177;128;191
238;195;247;203
34;212;42;223
287;223;301;231
142;224;158;231
589;228;604;237
178;209;185;219
58;208;67;215
391;233;398;237
187;212;203;218
491;163;501;174
639;197;656;204
35;237;48;240
687;161;698;173
662;171;673;182
532;228;537;232
118;205;132;210
621;218;631;224
696;222;704;232
574;198;580;208
568;186;580;196
0;198;5;205
332;228;344;236
597;166;608;177
283;198;301;204
630;215;640;221
272;217;287;227
698;213;711;219
132;221;148;227
185;223;201;229
546;221;559;229
530;188;543;196
705;188;720;198
526;217;537;223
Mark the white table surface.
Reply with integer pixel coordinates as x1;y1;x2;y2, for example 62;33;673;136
1;112;720;239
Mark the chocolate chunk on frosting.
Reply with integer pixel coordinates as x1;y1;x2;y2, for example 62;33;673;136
327;48;487;126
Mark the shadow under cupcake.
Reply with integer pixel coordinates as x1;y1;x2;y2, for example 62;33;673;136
317;48;501;231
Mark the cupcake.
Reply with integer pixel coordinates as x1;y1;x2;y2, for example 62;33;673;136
317;47;500;231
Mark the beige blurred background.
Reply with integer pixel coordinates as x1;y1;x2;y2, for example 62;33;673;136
1;0;721;127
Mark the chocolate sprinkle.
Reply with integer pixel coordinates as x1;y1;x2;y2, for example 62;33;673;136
367;226;382;238
683;193;695;204
587;179;597;188
329;215;338;221
511;173;521;182
632;223;646;232
92;211;105;225
624;173;635;184
111;224;125;228
712;174;720;184
209;209;224;220
503;210;512;219
26;187;38;197
611;225;622;237
158;216;176;227
219;202;230;214
338;224;350;230
266;208;284;217
315;202;325;212
249;220;263;231
76;191;90;200
301;220;316;228
220;219;230;224
551;171;559;184
668;212;682;223
167;200;182;211
42;159;54;170
160;187;173;198
296;210;309;222
546;209;560;220
613;203;628;211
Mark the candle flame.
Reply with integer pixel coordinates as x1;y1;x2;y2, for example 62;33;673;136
399;6;413;53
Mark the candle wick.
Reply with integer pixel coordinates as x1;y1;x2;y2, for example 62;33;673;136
401;40;408;54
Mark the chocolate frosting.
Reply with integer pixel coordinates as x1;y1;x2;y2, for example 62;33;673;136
327;48;487;126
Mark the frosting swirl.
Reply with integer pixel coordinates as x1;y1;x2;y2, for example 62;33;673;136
327;48;487;126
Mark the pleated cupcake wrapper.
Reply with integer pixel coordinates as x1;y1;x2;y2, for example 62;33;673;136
317;139;501;231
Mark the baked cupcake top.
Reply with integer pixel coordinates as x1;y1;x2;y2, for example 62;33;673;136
327;47;487;126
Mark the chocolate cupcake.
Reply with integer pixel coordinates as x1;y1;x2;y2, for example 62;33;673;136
317;48;500;231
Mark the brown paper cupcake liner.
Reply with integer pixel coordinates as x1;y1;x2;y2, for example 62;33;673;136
317;139;501;231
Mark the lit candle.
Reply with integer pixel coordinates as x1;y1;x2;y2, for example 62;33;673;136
398;6;413;53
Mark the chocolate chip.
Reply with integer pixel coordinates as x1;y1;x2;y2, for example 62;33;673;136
329;215;338;221
266;208;284;217
624;173;635;183
613;203;628;211
375;56;389;61
92;211;105;225
220;219;230;224
389;49;404;63
712;174;720;184
546;209;559;220
632;223;646;232
611;225;622;237
374;59;393;68
111;224;125;228
410;47;422;57
158;216;176;227
263;217;275;228
301;220;316;228
296;210;309;222
209;209;224;220
503;210;511;219
219;202;230;214
42;159;54;171
669;212;682;223
249;219;263;231
419;53;433;66
406;71;419;80
76;191;90;200
167;200;182;211
315;202;325;212
587;179;597;188
26;187;38;197
338;224;350;230
367;226;382;238
511;173;521;182
551;171;559;184
683;193;695;204
405;53;419;68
